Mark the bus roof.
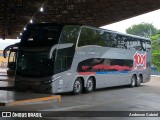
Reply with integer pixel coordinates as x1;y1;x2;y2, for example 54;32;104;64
26;23;150;42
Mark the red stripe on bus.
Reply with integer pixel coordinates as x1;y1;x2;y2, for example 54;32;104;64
79;72;96;75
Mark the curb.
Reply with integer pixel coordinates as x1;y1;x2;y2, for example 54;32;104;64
151;75;160;77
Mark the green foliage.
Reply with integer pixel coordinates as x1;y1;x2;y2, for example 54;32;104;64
126;23;160;70
151;33;160;70
126;23;158;38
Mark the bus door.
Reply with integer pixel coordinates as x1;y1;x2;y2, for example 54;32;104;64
7;49;17;76
54;44;75;74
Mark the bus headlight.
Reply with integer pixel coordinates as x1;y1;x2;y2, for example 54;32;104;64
43;76;62;84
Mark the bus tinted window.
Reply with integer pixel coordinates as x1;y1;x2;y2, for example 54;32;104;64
21;26;62;47
78;26;150;51
125;37;145;51
126;37;151;51
115;34;128;49
102;32;117;47
59;25;81;45
78;27;105;47
146;41;151;51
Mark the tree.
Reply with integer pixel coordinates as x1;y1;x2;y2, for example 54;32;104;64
151;33;160;71
126;23;160;70
126;23;158;38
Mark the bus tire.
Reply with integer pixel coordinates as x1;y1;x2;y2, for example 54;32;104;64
130;75;136;87
84;77;94;93
136;75;142;87
72;78;82;95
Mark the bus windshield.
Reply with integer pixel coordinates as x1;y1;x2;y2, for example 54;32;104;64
16;24;81;77
20;25;63;47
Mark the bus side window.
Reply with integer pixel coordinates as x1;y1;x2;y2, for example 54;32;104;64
142;41;147;51
59;25;80;46
146;41;151;51
116;35;127;49
78;27;97;46
78;27;105;47
139;39;146;51
96;30;105;46
103;32;117;48
132;38;141;51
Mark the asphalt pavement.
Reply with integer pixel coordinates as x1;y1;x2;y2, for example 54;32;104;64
0;76;160;120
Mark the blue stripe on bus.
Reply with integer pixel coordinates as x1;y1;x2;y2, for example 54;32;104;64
96;71;129;74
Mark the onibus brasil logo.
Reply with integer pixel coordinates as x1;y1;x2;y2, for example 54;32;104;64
133;52;146;70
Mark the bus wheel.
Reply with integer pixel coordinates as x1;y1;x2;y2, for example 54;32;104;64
136;75;142;87
72;78;82;95
84;77;94;93
130;75;136;87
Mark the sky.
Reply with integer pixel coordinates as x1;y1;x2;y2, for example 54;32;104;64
101;9;160;33
0;8;160;49
0;39;20;50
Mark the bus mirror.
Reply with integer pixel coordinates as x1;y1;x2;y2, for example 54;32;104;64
49;43;73;59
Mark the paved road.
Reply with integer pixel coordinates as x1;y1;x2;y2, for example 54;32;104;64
0;76;160;120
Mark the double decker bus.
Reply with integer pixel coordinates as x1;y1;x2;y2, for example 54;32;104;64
15;23;151;94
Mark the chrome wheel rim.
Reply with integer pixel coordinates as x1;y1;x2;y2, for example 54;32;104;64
74;80;81;93
131;77;136;86
86;79;93;91
137;76;141;85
